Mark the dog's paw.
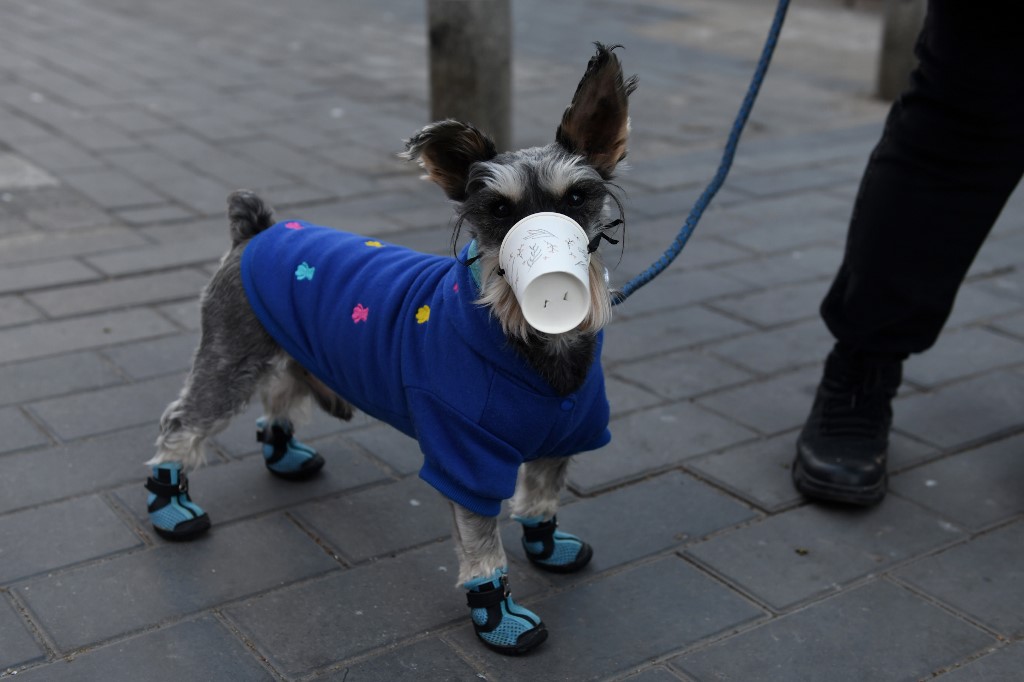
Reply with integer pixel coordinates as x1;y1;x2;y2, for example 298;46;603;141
257;418;325;480
514;515;593;573
465;568;548;656
145;462;211;541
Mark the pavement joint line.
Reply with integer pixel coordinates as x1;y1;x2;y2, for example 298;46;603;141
209;609;290;682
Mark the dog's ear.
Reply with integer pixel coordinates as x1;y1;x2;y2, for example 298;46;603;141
556;43;638;179
402;120;498;201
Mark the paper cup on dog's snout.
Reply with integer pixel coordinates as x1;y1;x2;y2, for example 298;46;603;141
498;212;592;334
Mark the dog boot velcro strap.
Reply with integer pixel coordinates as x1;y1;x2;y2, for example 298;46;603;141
256;417;324;480
514;515;593;574
146;463;210;542
464;569;548;656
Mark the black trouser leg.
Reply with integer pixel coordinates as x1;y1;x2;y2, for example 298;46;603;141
821;0;1024;356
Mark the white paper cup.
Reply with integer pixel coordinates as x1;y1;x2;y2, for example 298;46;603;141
498;212;591;334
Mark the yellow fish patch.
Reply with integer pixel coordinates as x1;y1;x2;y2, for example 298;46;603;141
416;305;431;324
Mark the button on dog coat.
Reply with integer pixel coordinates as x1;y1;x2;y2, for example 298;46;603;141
240;221;612;516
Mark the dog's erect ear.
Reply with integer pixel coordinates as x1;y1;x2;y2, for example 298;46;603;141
402;120;498;201
556;43;638;179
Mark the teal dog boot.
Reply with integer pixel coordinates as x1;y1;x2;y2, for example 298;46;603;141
514;515;593;573
256;417;324;480
145;462;210;541
465;568;547;655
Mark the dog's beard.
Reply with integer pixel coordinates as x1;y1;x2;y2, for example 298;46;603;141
476;252;613;342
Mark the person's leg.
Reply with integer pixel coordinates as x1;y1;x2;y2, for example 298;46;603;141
795;0;1024;505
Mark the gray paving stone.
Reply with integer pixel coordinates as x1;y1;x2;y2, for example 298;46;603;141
944;282;1024;329
0;426;160;515
619;668;687;682
61;168;165;209
568;403;757;495
695;366;820;436
7;137;106;173
903;327;1024;389
685;496;965;611
0;596;45;669
9;615;274;682
0;351;123;407
709;277;830;328
0;495;141;584
605;374;665;414
711;246;843;289
0;309;177;364
890;434;1024;532
689;430;937;513
320;638;485;681
84;230;226;276
715;213;849;255
727;164;852;199
115;203;195;225
895;369;1024;449
292;476;450;564
602;305;752;363
609;348;753;401
28;373;185;441
26;269;209;317
24;202;112;232
895;520;1024;638
0;227;148;266
670;580;995;682
610;267;753;321
223;540;539;677
0;257;99;295
932;641;1024;682
450;556;765;681
343;422;423;476
101;331;199;379
0;295;41;327
15;515;338;652
991;310;1024;340
504;471;757;575
156;299;201;331
707;318;835;375
0;406;49;453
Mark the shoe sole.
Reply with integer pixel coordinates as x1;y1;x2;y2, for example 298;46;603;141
266;453;325;481
526;542;593;574
792;457;887;506
480;623;549;656
153;513;211;541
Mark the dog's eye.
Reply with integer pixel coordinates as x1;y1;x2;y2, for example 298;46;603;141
565;190;586;208
491;201;511;219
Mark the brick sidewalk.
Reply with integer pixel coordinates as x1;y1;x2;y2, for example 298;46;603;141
2;0;1023;680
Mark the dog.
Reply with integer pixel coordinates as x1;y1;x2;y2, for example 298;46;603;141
143;43;636;656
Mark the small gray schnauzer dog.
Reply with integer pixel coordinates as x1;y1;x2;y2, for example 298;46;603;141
144;43;636;655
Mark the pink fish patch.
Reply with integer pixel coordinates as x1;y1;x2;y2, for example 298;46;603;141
285;221;303;230
352;303;369;323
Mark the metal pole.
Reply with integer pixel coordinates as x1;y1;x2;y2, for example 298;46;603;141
427;0;512;151
876;0;926;100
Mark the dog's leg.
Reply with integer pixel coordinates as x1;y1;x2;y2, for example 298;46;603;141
146;339;276;541
510;457;593;573
255;359;327;480
145;249;282;540
451;502;548;655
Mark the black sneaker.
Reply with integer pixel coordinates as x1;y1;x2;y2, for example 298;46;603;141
793;344;903;506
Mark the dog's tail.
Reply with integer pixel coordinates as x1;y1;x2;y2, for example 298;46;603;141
228;190;275;245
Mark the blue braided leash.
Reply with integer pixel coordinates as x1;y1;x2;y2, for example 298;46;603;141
614;0;791;304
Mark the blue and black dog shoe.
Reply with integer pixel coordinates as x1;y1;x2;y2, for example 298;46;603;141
465;568;547;656
256;417;324;480
146;462;211;541
514;515;593;573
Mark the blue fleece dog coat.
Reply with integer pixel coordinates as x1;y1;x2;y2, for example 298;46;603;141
240;221;611;516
